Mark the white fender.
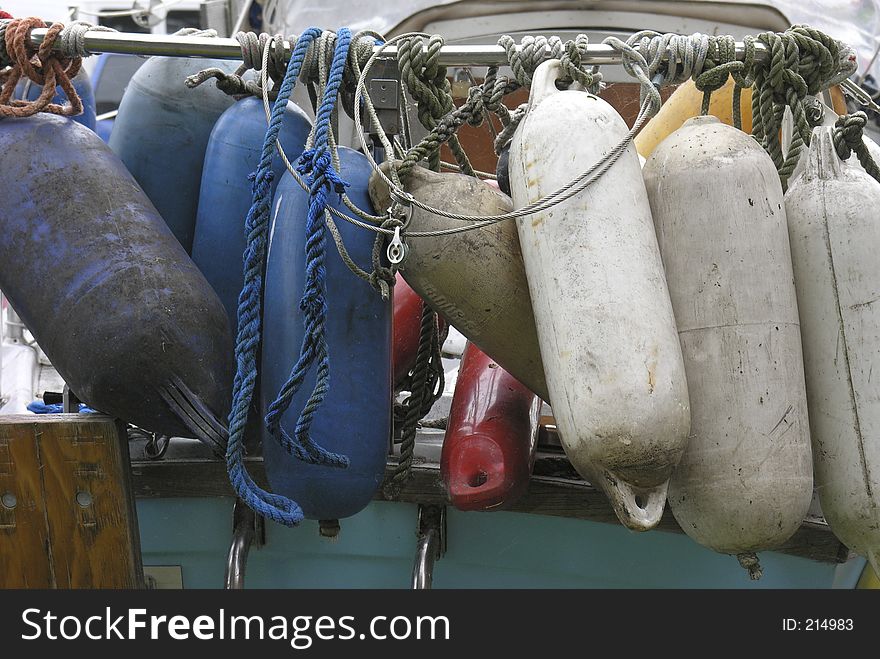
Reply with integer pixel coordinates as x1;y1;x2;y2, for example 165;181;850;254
508;60;691;531
645;115;813;569
368;164;548;402
785;125;880;575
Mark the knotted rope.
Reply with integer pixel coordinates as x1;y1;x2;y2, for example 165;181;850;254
57;20;117;57
833;111;880;182
737;552;764;581
400;33;605;167
601;27;856;189
186;31;287;99
397;34;473;175
0;17;82;118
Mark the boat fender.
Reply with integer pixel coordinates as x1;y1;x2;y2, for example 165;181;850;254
645;115;813;574
109;55;238;252
785;125;880;575
0;115;234;453
192;96;312;331
509;60;691;532
369;163;548;402
441;343;540;511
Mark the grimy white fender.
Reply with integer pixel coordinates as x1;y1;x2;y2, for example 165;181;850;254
785;125;880;576
508;60;691;531
645;115;813;576
368;164;548;402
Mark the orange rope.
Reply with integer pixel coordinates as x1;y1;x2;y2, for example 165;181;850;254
0;17;83;118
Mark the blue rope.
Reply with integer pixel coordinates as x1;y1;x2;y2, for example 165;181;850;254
28;401;97;414
263;28;352;468
226;28;323;527
226;28;353;527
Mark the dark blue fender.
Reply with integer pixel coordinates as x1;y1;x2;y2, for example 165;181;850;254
261;148;392;520
0;115;233;454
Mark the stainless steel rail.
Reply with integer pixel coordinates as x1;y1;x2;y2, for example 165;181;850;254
27;27;770;66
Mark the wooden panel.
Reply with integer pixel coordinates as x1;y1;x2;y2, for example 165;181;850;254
129;455;849;564
442;82;680;176
0;415;143;588
0;422;52;588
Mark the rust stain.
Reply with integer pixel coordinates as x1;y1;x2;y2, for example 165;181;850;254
645;345;659;394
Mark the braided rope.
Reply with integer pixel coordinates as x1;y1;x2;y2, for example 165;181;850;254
398;34;474;175
261;28;356;472
833;111;880;182
58;20;116;56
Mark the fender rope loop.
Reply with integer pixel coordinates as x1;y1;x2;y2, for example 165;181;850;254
385;302;446;495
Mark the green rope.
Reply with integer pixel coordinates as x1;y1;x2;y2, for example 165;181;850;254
748;26;844;190
397;35;474;175
385;303;446;496
833;111;880;183
400;33;604;172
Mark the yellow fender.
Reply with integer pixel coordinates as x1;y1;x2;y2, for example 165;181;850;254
635;78;848;159
858;563;879;589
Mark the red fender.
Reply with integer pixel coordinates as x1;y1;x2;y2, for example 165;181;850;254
441;342;541;511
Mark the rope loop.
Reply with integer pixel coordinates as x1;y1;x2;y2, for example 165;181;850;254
260;27;353;476
57;20;116;57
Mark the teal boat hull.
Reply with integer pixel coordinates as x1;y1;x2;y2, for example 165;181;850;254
137;499;861;588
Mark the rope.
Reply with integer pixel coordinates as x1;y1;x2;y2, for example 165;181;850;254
737;552;764;580
253;28;399;298
397;34;473;175
226;28;326;527
262;27;353;471
237;31;287;81
833;111;880;182
0;18;83;118
385;302;445;495
402;34;604;163
57;20;116;57
27;401;97;414
0;16;12;67
399;68;520;172
749;26;846;189
185;63;269;99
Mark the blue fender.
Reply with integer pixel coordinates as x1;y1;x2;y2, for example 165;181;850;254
0;115;233;454
192;96;312;331
109;56;238;253
261;147;392;520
